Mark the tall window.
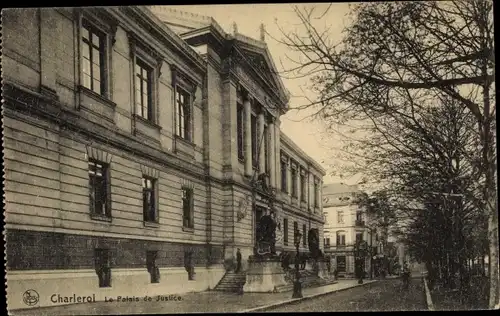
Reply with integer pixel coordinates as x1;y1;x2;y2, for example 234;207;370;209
280;157;288;193
176;88;191;141
302;224;307;246
251;114;258;168
293;221;298;243
283;218;288;246
336;232;346;246
146;251;160;283
356;232;363;243
325;238;331;248
264;124;270;173
356;211;363;222
300;172;306;202
291;165;298;198
135;59;153;121
88;159;110;217
81;22;105;95
314;180;319;208
182;188;194;229
142;176;157;223
95;248;111;287
237;103;244;161
338;211;344;224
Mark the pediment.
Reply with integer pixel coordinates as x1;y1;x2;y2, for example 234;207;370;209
234;41;290;106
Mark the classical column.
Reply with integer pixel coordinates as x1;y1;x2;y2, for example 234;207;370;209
269;119;276;188
295;166;301;201
258;111;266;173
275;120;281;191
244;97;252;177
287;159;292;195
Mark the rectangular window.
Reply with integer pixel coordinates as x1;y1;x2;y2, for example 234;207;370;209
336;233;346;246
81;22;105;95
291;166;298;198
176;87;191;141
88;159;110;217
283;218;288;246
251;114;258;168
182;188;194;229
264;124;269;173
300;173;306;202
356;232;363;243
237;103;244;161
135;59;153;121
356;211;363;222
146;250;160;283
280;158;287;193
325;238;331;248
314;180;319;208
95;248;111;288
293;221;298;244
142;176;157;223
302;224;307;246
338;211;344;224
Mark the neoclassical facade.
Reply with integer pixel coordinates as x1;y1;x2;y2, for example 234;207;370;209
3;6;324;310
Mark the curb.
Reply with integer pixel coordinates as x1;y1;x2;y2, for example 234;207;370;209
239;280;377;313
422;277;435;311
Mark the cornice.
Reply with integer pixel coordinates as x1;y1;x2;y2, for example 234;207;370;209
121;6;207;74
280;131;326;175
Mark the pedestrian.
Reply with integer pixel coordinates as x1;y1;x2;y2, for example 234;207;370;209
236;248;242;273
402;261;410;289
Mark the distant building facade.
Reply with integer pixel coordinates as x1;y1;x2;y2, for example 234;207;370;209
3;6;324;309
322;183;373;277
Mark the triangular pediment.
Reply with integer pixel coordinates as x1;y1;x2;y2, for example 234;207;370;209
234;37;290;106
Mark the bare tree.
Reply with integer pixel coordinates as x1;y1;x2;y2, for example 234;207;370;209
276;0;497;307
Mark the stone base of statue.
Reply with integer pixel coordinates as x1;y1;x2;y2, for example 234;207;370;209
317;260;330;279
243;255;288;293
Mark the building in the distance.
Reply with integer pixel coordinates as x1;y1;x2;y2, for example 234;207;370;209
3;6;325;310
322;183;374;278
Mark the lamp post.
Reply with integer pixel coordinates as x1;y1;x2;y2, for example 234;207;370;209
355;240;367;284
292;230;303;298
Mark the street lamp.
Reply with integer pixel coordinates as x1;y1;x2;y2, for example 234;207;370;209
355;240;367;284
292;230;303;298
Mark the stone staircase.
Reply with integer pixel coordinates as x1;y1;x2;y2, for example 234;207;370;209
213;271;247;292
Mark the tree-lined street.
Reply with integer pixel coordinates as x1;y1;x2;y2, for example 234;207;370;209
263;278;426;312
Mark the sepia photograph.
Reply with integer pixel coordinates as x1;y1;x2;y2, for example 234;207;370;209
1;2;497;314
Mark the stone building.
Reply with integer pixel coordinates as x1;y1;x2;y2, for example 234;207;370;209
3;6;325;309
322;183;373;278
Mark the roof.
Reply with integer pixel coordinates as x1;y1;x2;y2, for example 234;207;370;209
323;182;359;196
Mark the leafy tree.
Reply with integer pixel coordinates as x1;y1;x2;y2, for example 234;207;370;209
276;1;496;307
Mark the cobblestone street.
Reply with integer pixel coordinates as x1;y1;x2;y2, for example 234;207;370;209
263;278;427;312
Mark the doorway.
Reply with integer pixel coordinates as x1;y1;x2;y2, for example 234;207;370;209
337;255;346;272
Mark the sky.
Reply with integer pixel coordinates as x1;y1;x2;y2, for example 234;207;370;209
162;4;362;185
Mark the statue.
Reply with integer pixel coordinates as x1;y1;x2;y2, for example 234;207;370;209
256;208;277;256
308;228;323;260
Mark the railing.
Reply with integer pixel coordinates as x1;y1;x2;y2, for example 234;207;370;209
355;220;365;227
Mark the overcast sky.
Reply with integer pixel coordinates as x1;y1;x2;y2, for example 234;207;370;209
163;4;361;185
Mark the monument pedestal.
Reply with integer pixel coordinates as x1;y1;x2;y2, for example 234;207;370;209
243;255;288;293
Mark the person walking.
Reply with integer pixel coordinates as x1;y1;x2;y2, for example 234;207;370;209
402;261;410;290
236;248;242;273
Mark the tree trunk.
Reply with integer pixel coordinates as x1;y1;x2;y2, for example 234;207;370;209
487;189;499;308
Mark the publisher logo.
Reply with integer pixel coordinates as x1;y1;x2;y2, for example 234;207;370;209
23;289;39;306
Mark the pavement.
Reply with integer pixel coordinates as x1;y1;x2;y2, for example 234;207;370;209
263;277;428;312
9;279;375;315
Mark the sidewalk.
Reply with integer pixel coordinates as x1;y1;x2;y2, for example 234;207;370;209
10;280;376;315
